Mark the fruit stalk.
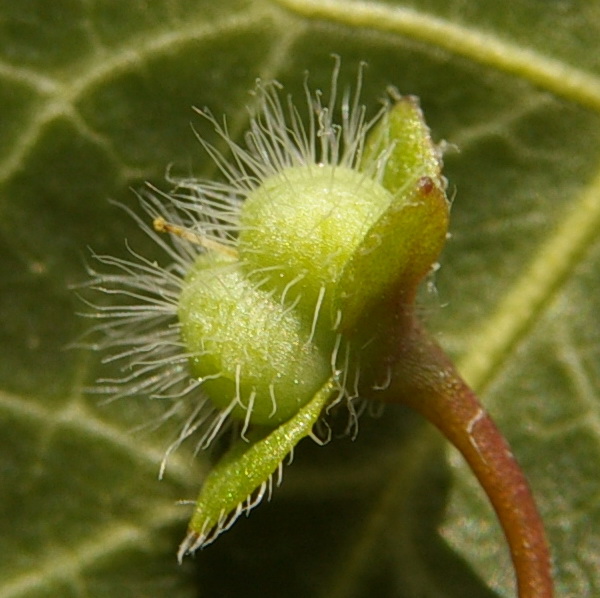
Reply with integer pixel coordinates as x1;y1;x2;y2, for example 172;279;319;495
374;310;553;598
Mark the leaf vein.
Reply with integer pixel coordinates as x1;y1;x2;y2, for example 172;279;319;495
0;506;184;598
458;166;600;393
0;389;197;487
0;8;273;186
274;0;600;112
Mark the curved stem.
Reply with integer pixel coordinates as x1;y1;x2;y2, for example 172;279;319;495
374;314;553;598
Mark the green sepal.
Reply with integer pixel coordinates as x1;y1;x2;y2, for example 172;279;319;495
179;376;339;559
334;94;449;331
361;94;443;194
336;177;449;331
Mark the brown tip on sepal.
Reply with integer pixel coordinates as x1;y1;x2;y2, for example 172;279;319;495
417;176;436;195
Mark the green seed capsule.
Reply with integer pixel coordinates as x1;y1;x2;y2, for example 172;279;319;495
177;252;332;426
86;66;451;557
238;164;394;327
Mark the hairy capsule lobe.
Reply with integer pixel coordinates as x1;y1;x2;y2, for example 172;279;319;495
178;252;332;426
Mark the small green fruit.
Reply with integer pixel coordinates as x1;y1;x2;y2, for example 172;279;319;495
178;252;332;426
238;164;394;326
85;67;452;557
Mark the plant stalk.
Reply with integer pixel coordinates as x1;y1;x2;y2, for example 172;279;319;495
373;312;553;598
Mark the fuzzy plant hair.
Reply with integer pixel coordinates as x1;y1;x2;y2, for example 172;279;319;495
79;62;555;598
81;63;406;473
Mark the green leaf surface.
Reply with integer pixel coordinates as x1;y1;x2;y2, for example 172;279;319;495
1;1;599;596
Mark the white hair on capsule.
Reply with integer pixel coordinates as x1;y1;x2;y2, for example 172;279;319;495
79;60;397;479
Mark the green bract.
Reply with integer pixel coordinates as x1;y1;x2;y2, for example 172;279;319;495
336;177;448;330
179;376;339;559
361;95;443;194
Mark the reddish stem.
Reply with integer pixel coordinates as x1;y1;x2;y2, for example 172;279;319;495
372;313;553;598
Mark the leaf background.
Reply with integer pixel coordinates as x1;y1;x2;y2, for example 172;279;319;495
1;1;599;596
